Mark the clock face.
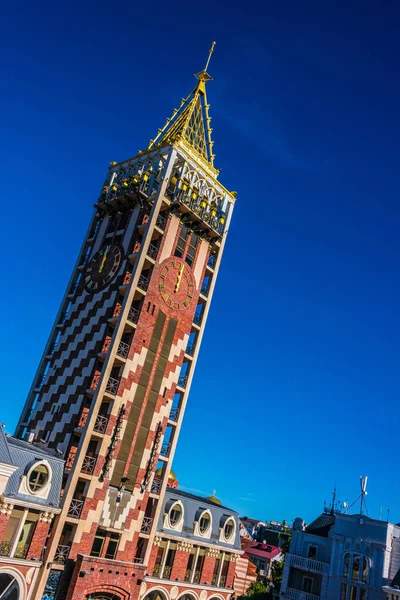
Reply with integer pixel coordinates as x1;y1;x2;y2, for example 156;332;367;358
159;259;195;311
84;244;122;292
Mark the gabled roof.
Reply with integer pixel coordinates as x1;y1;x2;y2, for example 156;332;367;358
305;512;336;537
148;43;216;169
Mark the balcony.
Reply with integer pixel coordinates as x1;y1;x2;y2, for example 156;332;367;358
169;407;180;422
128;306;140;324
54;545;71;564
81;455;97;475
156;212;167;230
193;571;201;584
177;375;187;389
160;442;171;457
171;188;226;238
184;569;192;582
219;575;227;588
138;274;149;292
105;376;120;396
140;516;153;534
14;543;29;559
163;565;171;580
147;243;159;261
68;498;84;518
93;414;109;434
0;541;11;557
288;554;329;574
151;477;161;494
285;587;320;600
117;340;130;359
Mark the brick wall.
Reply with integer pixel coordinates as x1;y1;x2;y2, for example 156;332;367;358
26;517;51;560
170;549;190;581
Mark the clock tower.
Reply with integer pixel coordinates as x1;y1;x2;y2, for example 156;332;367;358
16;44;236;600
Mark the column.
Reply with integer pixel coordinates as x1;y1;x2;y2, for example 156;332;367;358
170;541;192;581
27;512;54;560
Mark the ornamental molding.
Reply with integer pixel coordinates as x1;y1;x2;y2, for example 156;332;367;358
229;554;238;562
153;536;163;547
206;548;220;558
177;540;193;553
39;511;54;523
0;498;13;515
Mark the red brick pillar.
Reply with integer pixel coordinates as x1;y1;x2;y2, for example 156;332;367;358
226;556;237;588
201;550;218;585
170;542;191;581
0;503;13;541
27;512;53;560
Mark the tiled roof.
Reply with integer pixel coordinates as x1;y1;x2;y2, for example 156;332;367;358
306;512;336;537
245;544;281;560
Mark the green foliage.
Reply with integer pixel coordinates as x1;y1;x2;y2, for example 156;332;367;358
246;582;268;596
271;558;284;584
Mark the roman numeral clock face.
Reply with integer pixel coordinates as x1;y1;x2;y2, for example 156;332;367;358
84;244;122;292
159;260;195;311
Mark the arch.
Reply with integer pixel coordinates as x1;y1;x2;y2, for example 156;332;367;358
85;585;129;600
0;566;27;600
143;588;169;600
176;592;199;600
207;595;225;600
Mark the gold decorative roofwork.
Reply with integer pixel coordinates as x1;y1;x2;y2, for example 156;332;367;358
148;42;216;170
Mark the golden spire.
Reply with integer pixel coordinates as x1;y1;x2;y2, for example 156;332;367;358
148;43;217;168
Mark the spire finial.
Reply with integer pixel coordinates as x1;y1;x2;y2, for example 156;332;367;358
195;41;216;83
204;41;216;72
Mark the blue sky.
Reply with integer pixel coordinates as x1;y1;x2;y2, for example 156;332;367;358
2;0;400;524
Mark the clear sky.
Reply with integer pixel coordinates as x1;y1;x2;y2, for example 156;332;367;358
2;0;400;525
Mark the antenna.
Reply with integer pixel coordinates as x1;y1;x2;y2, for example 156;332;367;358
379;505;382;521
360;476;368;515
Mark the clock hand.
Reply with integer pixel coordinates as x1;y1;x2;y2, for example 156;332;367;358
99;250;109;273
174;263;185;293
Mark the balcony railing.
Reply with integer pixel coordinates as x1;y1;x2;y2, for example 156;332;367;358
105;376;120;396
81;455;97;475
212;574;218;586
68;498;84;518
193;571;201;584
193;313;202;326
288;554;329;574
0;541;11;557
140;516;153;534
147;243;158;260
163;565;172;580
128;306;140;324
285;588;320;600
94;414;109;434
156;213;167;230
177;375;188;388
14;543;29;559
172;188;226;236
117;340;130;359
138;274;149;291
153;564;161;578
185;342;195;356
219;575;227;588
54;545;70;564
151;477;161;494
169;407;180;422
184;569;192;582
160;442;171;457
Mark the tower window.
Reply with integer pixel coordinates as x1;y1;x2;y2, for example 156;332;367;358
174;226;188;258
185;233;198;267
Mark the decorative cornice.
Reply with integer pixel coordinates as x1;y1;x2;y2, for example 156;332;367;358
229;554;238;562
177;540;193;553
0;499;13;515
153;535;163;547
206;548;220;558
39;511;55;523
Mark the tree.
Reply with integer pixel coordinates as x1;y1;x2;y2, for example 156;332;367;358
246;582;268;596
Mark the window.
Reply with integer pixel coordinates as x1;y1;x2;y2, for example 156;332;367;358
199;513;211;534
174;226;188;258
90;529;106;557
344;553;350;577
28;463;49;493
308;545;317;559
302;577;313;593
169;503;183;528
105;533;120;560
362;557;368;583
341;583;347;600
0;572;20;600
343;553;369;583
352;555;360;581
349;585;357;600
185;233;198;267
224;518;235;541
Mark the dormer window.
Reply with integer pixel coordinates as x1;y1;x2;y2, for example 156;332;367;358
198;510;212;536
224;518;236;542
168;502;183;529
28;463;49;493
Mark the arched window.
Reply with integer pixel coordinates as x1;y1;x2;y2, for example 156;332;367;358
342;553;369;584
144;590;168;600
0;572;20;600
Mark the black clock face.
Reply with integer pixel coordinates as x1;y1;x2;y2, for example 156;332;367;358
84;244;122;292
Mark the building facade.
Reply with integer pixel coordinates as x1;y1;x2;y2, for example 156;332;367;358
280;510;400;600
12;48;237;600
0;427;64;599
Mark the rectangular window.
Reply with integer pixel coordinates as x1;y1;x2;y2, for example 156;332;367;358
174;226;188;258
302;577;313;593
185;233;198;267
90;529;106;557
15;516;38;559
349;585;357;600
308;545;318;559
340;583;347;600
352;555;360;581
360;589;366;600
105;532;120;559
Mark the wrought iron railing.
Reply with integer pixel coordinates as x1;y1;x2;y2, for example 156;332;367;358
163;565;172;580
68;498;84;518
138;274;149;291
81;455;96;475
117;340;130;359
156;213;167;230
153;564;161;577
147;243;158;260
160;442;171;457
177;375;188;388
193;571;201;584
212;574;218;586
172;189;226;236
93;414;108;434
184;569;192;582
105;376;120;396
219;575;227;588
14;543;29;559
140;516;153;534
151;477;161;494
0;541;11;557
128;306;140;323
169;407;180;422
54;545;70;564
